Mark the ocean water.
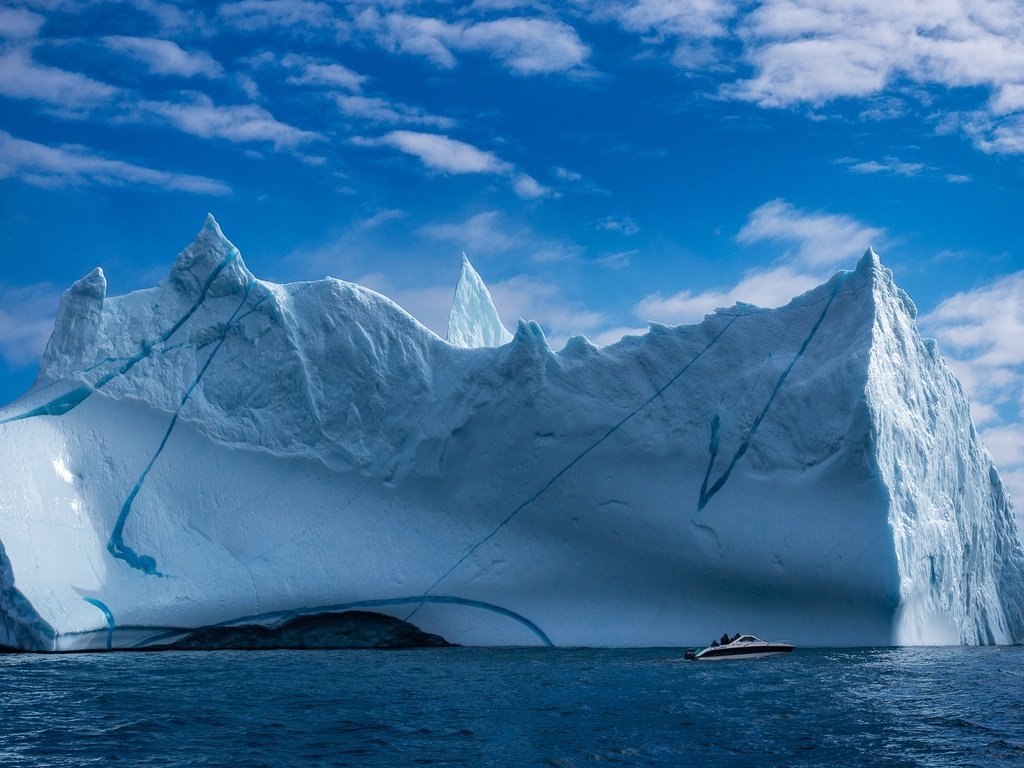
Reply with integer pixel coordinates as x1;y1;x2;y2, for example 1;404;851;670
1;647;1022;767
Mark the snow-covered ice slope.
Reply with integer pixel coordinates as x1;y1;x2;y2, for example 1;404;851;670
0;215;1021;650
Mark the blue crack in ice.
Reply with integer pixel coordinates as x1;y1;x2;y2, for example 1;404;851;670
131;595;554;648
0;250;239;427
108;282;264;576
82;597;115;650
407;313;742;619
697;280;843;511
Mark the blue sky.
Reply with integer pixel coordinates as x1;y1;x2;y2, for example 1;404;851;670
2;0;1024;498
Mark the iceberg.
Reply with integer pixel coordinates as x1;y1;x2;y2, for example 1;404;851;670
0;215;1021;651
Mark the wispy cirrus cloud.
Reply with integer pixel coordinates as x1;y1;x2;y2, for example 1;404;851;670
589;0;739;66
417;210;521;255
634;199;884;325
133;93;321;149
838;156;927;178
736;198;885;267
102;36;223;78
597;214;639;236
0;6;45;39
217;0;344;33
417;210;581;264
354;9;589;75
635;264;821;325
353;130;549;198
280;53;365;91
0;281;60;369
336;95;455;129
0;129;231;195
0;47;119;111
357;130;510;173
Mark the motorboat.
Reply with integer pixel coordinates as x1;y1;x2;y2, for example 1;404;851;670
683;634;794;661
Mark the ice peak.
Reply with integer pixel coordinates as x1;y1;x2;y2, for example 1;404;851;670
70;267;106;300
446;253;513;348
856;246;881;274
168;214;252;297
848;246;919;320
40;268;107;376
512;318;550;349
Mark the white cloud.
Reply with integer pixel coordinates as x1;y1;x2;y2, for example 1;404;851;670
0;7;45;39
842;156;927;177
634;198;881;327
458;17;590;75
0;129;231;195
709;0;1024;155
635;265;821;325
102;36;223;78
135;93;321;149
124;0;210;36
417;210;520;254
597;214;639;235
603;0;735;37
992;83;1024;115
354;130;549;199
512;173;550;199
590;0;739;64
357;130;511;173
0;282;60;369
590;0;1024;156
357;208;406;230
280;53;365;91
355;10;457;68
217;0;342;33
728;0;1024;104
737;198;885;267
965;111;1024;155
417;209;578;262
0;48;119;110
355;9;589;75
336;95;454;128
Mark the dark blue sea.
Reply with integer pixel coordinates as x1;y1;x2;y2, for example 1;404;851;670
2;647;1023;767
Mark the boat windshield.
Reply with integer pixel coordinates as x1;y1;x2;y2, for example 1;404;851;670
737;636;759;643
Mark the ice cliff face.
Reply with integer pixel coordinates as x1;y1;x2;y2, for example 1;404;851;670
0;216;1021;651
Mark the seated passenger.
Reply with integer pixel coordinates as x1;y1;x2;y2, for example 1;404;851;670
720;633;730;645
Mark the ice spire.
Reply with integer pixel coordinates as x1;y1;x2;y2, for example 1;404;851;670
167;213;252;297
39;266;106;376
446;253;513;348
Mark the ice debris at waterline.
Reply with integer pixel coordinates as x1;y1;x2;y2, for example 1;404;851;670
1;214;1022;651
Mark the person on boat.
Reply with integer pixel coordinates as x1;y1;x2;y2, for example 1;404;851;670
720;633;730;645
732;633;741;642
710;639;719;647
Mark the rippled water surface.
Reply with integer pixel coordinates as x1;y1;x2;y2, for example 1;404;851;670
2;647;1023;766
